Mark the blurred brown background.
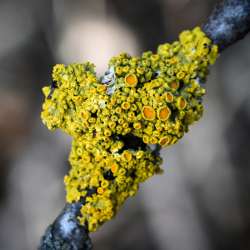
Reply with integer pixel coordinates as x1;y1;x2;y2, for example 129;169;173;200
0;0;250;249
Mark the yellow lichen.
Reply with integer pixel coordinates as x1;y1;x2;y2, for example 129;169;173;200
41;27;218;232
121;102;131;110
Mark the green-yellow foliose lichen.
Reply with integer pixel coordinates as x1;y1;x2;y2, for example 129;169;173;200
41;27;218;232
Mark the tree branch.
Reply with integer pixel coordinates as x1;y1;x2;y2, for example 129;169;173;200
203;0;250;51
39;202;92;250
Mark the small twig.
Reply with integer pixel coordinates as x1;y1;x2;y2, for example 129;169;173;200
203;0;250;51
39;202;92;250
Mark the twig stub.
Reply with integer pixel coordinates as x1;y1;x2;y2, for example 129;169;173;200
203;0;250;51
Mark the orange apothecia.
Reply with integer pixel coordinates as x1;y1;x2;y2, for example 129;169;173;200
142;106;156;121
177;96;187;110
111;163;118;174
159;136;171;146
165;92;174;103
125;73;138;87
157;106;171;121
169;81;179;90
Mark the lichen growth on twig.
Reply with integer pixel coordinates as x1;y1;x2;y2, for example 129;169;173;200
41;27;218;233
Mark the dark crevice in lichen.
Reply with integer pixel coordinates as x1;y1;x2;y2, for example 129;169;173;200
103;170;115;180
129;169;136;178
151;70;160;80
152;144;161;158
90;112;97;118
179;80;185;91
169;108;179;122
115;133;147;152
86;188;97;197
47;80;58;99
